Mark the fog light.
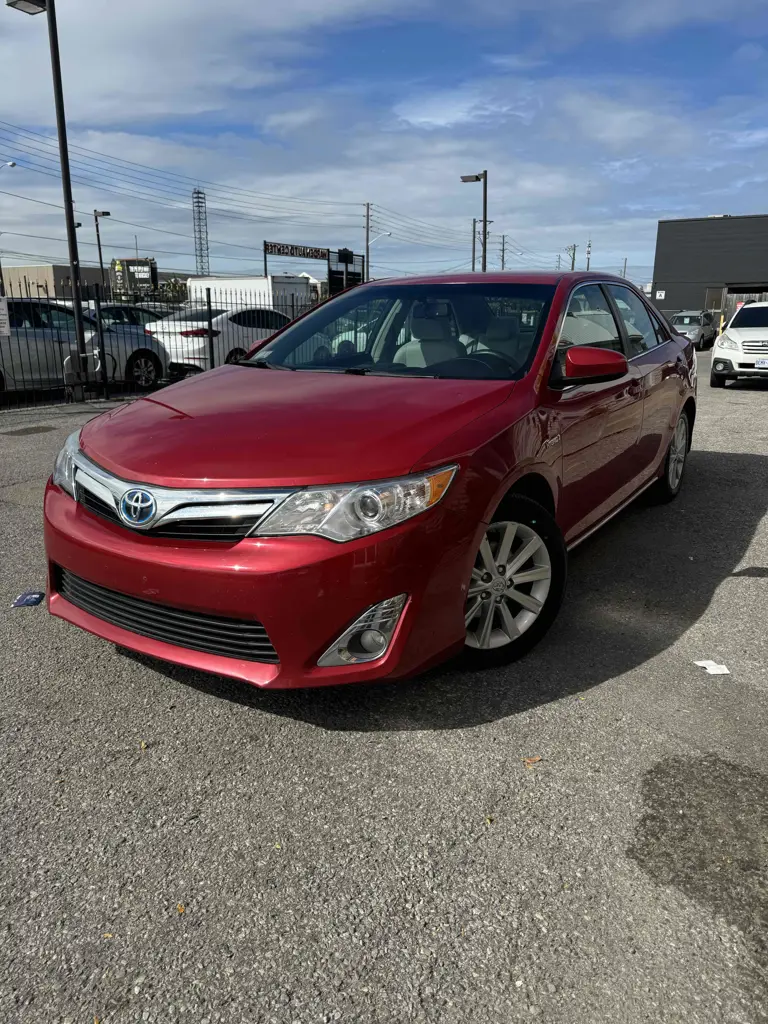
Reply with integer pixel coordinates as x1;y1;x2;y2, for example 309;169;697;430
714;361;726;371
318;595;407;667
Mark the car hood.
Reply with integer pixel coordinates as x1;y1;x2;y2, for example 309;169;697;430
722;327;768;343
80;365;515;488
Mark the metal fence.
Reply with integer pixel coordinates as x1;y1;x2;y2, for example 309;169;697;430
0;283;320;409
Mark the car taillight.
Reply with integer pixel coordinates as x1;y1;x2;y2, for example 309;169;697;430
144;328;153;337
180;328;220;337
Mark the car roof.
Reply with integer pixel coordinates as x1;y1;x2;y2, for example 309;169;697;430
363;270;633;288
733;301;768;308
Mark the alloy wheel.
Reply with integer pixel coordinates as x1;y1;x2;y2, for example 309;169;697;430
667;415;688;491
131;356;158;389
465;520;552;650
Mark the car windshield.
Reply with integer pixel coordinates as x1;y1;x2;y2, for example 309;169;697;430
730;306;768;329
246;282;555;380
163;307;227;323
672;314;702;326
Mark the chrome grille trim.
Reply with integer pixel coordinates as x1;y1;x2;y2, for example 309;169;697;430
72;450;291;539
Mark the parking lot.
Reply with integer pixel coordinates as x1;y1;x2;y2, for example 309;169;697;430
1;354;766;1024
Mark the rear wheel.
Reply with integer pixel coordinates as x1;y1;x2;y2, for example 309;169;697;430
709;371;726;388
653;411;689;503
463;496;567;667
126;351;161;390
225;347;247;364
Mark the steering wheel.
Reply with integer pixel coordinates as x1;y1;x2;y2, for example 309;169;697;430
464;351;522;376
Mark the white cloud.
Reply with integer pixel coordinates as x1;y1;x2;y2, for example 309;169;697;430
556;93;692;151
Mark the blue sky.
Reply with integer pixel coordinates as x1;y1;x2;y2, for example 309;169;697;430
1;0;768;282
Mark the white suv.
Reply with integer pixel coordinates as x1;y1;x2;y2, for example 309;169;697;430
710;301;768;387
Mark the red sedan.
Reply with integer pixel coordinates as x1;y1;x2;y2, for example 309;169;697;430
44;272;696;689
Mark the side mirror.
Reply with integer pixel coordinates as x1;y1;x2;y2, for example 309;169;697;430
564;346;628;383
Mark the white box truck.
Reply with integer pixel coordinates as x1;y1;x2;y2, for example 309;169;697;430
185;274;318;317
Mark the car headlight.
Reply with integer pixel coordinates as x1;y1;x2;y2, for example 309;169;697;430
52;429;80;497
257;466;457;542
717;334;739;350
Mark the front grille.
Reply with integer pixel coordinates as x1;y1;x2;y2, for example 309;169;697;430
77;487;265;543
78;487;120;524
55;566;279;664
742;341;768;353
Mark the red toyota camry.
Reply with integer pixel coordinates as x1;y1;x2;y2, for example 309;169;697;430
44;272;696;689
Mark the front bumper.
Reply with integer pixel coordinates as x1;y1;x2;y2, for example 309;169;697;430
44;482;477;688
711;352;768;377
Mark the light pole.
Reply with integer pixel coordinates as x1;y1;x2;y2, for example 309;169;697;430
93;210;110;292
0;161;17;295
7;0;87;369
461;170;488;271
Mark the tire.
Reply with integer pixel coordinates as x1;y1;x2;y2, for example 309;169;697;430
652;410;689;503
125;351;162;391
225;347;247;364
462;496;567;668
709;371;726;388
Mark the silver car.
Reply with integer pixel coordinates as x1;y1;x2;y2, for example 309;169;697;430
0;298;169;394
669;310;716;350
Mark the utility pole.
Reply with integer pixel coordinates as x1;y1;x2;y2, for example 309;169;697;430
566;244;578;271
471;218;476;272
134;235;139;260
556;253;561;271
500;234;506;271
365;202;371;282
586;239;592;271
622;257;628;278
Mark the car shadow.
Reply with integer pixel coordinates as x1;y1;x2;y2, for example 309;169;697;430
121;450;767;731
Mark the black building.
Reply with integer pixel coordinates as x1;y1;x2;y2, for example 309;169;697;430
651;213;768;321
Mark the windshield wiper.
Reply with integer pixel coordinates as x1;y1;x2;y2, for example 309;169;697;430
244;358;295;370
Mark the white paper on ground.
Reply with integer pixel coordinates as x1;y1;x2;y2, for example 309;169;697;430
694;660;730;675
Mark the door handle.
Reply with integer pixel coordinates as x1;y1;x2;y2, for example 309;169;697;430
627;380;643;396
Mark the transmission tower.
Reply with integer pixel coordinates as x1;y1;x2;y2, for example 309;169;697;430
192;188;210;275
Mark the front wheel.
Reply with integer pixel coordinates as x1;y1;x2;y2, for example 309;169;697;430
463;496;567;667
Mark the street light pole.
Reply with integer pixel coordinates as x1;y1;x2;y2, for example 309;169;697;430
8;0;87;368
471;218;476;272
461;170;489;272
0;161;16;295
481;170;488;272
93;210;110;294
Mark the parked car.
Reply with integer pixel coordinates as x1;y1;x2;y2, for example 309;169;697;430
0;299;168;394
87;303;167;328
45;272;696;689
144;306;291;377
134;300;185;318
710;301;768;387
670;310;716;350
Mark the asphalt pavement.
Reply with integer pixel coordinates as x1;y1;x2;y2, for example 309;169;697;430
1;356;767;1024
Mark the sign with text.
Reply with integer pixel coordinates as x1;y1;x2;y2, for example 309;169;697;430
264;241;329;261
0;296;10;338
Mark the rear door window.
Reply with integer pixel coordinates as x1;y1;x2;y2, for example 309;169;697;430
606;285;659;356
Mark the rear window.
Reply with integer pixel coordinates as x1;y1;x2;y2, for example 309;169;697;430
730;306;768;329
163;307;227;323
671;314;702;326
